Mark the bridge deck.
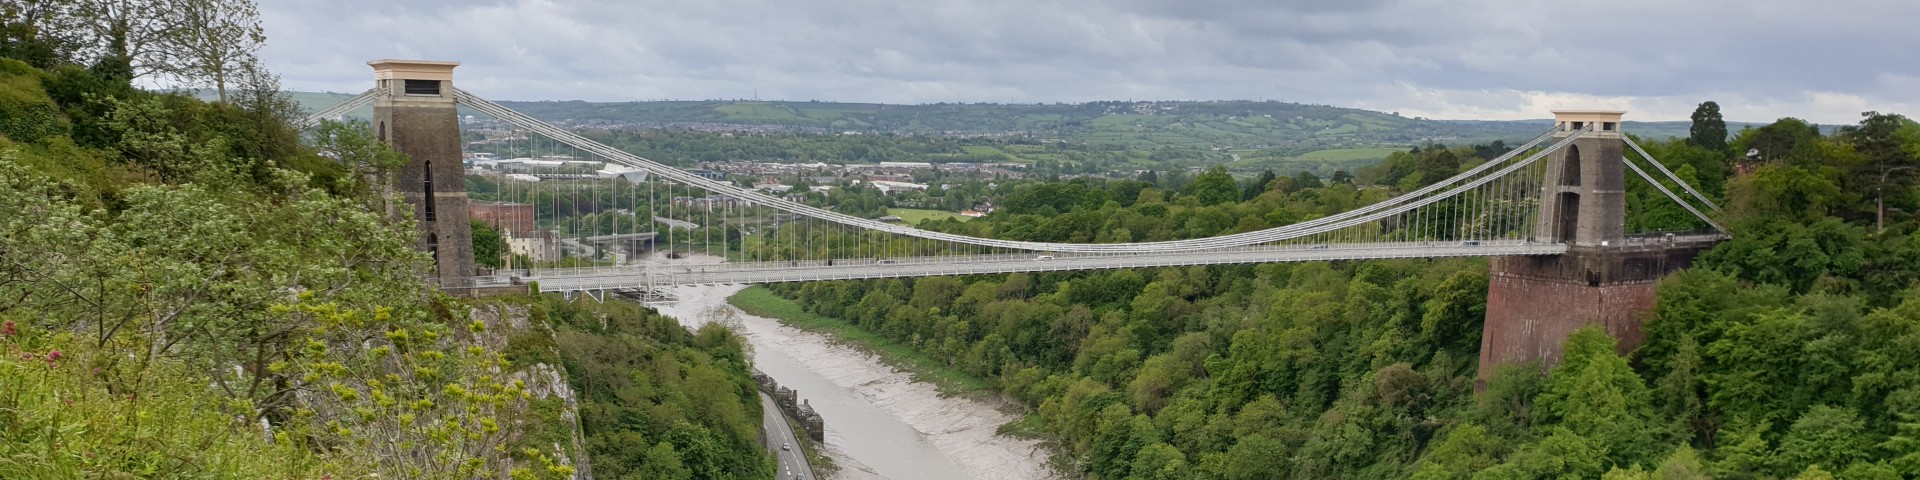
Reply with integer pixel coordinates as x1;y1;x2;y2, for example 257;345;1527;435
523;241;1571;292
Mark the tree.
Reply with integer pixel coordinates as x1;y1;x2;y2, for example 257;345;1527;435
1244;169;1277;200
1777;406;1873;475
313;119;410;197
1416;147;1460;187
159;0;263;103
1689;101;1729;154
1292;170;1324;190
1838;112;1920;230
1652;445;1711;480
1711;422;1777;479
0;0;85;68
72;0;182;79
472;220;503;269
1130;443;1191;480
1734;117;1823;165
1535;327;1660;465
1886;413;1920;476
1184;166;1238;206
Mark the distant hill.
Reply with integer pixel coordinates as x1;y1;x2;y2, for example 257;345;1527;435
287;92;1736;167
487;99;1558;148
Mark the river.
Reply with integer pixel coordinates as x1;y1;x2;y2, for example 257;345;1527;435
647;278;1054;480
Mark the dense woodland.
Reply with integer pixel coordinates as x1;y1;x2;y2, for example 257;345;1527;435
514;297;772;479
768;106;1920;479
0;4;769;478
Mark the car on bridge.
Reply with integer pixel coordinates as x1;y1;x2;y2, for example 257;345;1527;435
1035;255;1054;261
876;259;897;265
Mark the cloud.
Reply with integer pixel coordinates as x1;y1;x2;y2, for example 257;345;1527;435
257;0;1920;123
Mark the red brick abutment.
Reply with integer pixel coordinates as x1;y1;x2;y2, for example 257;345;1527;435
1477;236;1723;388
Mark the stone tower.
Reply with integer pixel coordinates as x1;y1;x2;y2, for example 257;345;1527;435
1477;111;1713;386
370;60;474;291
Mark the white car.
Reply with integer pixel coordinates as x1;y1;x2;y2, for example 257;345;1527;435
1035;255;1054;261
781;442;791;451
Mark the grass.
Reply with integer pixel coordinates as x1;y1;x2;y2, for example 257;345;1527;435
727;286;992;394
1295;146;1404;161
887;208;968;225
994;414;1048;440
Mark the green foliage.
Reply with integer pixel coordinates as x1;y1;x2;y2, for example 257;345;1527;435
1734;117;1824;165
0;329;339;478
1536;327;1660;465
0;56;590;478
749;105;1920;480
473;219;504;269
0;58;69;144
1184;165;1238;206
1778;406;1873;474
539;297;773;479
1885;412;1920;475
1690;101;1730;154
311;118;406;193
729;285;992;392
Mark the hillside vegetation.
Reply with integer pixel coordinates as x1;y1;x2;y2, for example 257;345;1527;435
0;10;770;478
763;110;1920;479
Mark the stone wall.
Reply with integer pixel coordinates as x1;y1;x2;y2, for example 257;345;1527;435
753;370;826;442
1477;238;1718;386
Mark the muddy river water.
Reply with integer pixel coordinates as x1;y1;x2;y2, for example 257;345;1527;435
650;283;1055;480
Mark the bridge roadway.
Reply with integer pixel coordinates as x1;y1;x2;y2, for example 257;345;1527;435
522;240;1571;292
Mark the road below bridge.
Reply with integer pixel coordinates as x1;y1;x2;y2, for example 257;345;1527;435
760;392;815;480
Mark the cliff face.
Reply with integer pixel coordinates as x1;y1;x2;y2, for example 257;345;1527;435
470;302;593;479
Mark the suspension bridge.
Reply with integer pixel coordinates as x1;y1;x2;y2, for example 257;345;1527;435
309;60;1728;377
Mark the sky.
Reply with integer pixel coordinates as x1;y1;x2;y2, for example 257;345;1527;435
260;0;1920;123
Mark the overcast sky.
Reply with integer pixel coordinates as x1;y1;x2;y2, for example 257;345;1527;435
261;0;1920;123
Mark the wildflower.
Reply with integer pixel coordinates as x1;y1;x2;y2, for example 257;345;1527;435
1;320;13;336
45;349;62;367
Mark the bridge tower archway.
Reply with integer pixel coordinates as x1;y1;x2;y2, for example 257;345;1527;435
1555;192;1580;243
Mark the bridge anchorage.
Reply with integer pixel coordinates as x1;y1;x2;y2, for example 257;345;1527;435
303;60;1729;380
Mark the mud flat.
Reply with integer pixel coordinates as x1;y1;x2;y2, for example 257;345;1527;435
652;282;1053;480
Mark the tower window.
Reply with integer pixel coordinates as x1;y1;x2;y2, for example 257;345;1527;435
423;161;437;221
404;79;441;96
1603;122;1617;131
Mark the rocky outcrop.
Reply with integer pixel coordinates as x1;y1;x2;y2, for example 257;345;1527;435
471;303;592;480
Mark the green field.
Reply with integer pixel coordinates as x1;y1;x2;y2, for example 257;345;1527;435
1228;146;1404;173
1295;147;1404;161
727;286;990;393
887;208;968;224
